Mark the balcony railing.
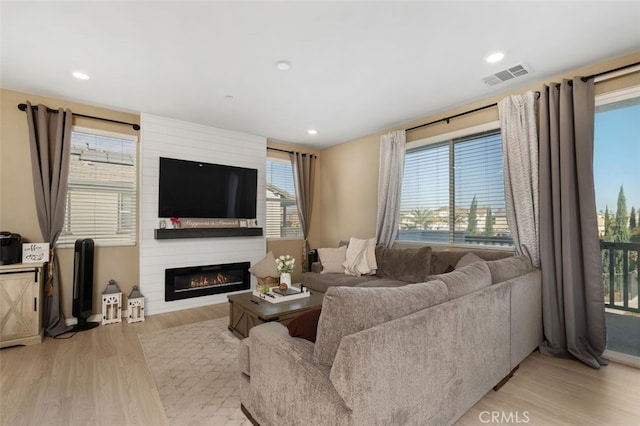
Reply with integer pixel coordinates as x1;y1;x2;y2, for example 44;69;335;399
600;240;639;313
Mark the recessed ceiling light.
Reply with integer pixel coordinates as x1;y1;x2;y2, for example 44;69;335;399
72;71;90;80
485;52;505;64
276;61;291;71
307;129;317;135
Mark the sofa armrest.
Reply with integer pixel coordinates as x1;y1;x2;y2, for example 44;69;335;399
244;322;350;425
509;269;542;368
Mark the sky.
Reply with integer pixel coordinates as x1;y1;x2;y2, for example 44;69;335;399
594;99;640;214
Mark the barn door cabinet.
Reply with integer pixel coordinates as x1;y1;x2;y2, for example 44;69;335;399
0;262;45;348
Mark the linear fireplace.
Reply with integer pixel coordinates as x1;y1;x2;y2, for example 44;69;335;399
165;262;250;301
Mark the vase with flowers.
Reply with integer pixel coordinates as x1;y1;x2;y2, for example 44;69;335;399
276;255;295;290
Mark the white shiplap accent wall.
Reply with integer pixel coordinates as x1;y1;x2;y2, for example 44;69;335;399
139;113;266;315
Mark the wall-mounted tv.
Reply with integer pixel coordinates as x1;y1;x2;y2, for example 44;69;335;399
158;157;257;219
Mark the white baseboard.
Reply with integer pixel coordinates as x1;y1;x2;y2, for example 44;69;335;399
604;349;640;369
65;311;128;326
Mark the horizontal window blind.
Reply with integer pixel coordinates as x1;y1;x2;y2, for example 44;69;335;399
400;142;450;241
57;130;137;247
399;129;512;246
266;159;302;239
453;131;509;243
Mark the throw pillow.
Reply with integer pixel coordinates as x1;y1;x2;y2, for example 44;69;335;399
248;251;278;278
455;252;484;269
426;261;491;300
343;237;377;276
313;281;449;366
287;308;322;342
485;256;532;284
375;245;432;282
318;246;347;274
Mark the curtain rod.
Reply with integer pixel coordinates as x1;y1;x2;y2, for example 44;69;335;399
406;60;640;133
582;60;640;82
267;147;316;157
17;103;141;131
405;92;541;133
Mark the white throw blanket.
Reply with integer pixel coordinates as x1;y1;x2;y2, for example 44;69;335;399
343;237;377;276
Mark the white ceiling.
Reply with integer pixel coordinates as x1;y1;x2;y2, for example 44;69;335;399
2;1;639;149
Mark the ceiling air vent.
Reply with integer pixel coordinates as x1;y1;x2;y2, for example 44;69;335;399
482;64;529;86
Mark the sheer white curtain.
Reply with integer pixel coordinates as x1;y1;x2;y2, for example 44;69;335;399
375;130;406;248
498;91;540;268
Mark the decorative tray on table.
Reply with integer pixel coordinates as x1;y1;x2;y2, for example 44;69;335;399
252;287;310;303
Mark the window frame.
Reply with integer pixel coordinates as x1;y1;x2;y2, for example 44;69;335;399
398;120;512;248
56;126;138;248
265;157;303;240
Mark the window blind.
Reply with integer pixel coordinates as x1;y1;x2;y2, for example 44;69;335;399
57;129;137;247
266;159;302;239
399;129;511;246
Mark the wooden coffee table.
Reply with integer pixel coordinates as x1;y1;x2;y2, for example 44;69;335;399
227;290;324;339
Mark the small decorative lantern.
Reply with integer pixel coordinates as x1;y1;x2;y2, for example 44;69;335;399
102;280;122;325
127;285;145;323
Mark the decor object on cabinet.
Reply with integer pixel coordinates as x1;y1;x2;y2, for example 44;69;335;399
21;243;49;263
127;285;145;323
102;280;122;325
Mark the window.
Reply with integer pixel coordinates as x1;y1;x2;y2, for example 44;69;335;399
595;85;640;242
398;125;512;246
594;85;640;307
266;158;302;238
57;128;137;247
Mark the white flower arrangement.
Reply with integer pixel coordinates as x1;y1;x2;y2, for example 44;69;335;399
276;254;295;274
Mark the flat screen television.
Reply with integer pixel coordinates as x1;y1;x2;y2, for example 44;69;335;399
158;157;257;219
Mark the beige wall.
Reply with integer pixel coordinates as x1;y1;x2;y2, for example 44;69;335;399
0;88;140;320
316;52;640;248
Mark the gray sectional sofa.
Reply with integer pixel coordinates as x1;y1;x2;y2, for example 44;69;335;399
239;248;542;426
302;244;514;293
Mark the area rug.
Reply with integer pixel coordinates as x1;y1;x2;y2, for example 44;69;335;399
138;317;252;426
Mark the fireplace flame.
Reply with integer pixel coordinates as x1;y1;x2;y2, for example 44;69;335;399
189;273;229;288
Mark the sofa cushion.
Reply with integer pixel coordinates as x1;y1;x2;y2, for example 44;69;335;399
344;237;377;276
426;262;491;300
375;245;432;283
301;272;378;293
287;308;322;342
313;280;448;366
430;249;513;275
318;246;347;274
455;252;484;269
486;255;532;284
249;251;278;278
354;278;407;288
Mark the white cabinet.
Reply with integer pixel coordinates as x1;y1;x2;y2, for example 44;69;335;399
0;262;44;348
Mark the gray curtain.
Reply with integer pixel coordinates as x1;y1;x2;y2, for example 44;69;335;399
538;79;608;369
375;130;406;248
498;91;540;268
290;151;317;270
26;102;74;337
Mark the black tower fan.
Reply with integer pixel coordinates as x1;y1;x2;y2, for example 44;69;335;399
72;238;99;331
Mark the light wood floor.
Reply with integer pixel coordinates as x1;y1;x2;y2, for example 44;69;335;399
1;303;639;426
